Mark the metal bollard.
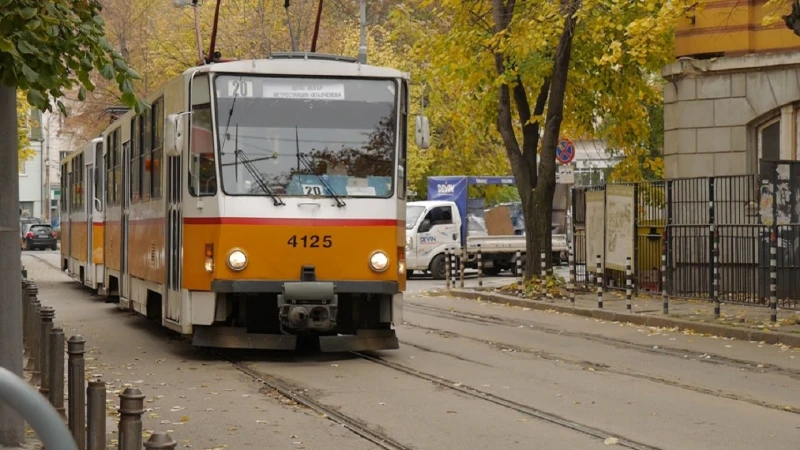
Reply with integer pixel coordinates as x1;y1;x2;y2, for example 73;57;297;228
38;306;55;397
516;250;522;286
459;247;465;289
770;229;778;323
625;257;632;311
477;244;483;287
48;328;66;418
445;249;451;289
26;287;40;374
68;335;87;449
596;254;603;309
87;380;106;450
118;387;146;450
144;432;177;449
713;228;720;320
568;241;575;287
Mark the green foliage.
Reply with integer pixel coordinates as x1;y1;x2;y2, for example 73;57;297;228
0;0;144;114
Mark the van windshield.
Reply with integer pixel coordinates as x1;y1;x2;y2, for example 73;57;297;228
406;205;425;229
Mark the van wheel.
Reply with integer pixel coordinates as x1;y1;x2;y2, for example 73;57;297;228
430;254;447;280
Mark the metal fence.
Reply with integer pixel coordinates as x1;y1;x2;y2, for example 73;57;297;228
571;172;800;310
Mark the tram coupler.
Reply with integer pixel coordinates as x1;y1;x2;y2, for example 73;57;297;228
278;281;338;333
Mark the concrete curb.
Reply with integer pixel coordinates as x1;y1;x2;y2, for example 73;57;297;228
448;288;800;348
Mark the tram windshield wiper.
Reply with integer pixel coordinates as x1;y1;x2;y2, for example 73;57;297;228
295;126;346;208
234;149;285;206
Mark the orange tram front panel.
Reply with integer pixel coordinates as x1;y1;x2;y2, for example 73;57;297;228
181;217;405;291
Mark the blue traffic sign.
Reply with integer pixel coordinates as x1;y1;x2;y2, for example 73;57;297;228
556;138;575;164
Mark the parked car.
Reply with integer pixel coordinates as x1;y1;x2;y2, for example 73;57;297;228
20;223;58;251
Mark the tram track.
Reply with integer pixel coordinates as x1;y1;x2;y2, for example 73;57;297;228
405;301;800;380
350;351;662;450
402;302;800;415
207;349;414;450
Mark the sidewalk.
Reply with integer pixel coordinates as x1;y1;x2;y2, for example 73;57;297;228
443;279;800;348
20;254;377;450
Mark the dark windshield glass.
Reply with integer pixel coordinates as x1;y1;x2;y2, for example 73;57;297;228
214;75;398;198
30;225;52;232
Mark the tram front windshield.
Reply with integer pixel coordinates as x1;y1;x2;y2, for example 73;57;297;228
214;75;398;199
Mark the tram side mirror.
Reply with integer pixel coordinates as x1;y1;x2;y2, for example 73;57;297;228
166;113;186;157
415;114;431;149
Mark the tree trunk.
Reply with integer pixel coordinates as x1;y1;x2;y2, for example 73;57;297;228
523;0;579;280
0;84;25;446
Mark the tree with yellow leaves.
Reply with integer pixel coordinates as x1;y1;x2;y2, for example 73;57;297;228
390;0;694;278
16;89;35;172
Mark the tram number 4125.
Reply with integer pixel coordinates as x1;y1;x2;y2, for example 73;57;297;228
287;235;333;248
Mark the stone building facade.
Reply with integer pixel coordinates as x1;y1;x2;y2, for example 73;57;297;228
663;0;800;179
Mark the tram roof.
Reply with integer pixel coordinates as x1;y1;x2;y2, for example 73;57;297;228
184;55;410;80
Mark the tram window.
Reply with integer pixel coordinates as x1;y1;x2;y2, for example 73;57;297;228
106;135;112;205
95;142;103;211
131;118;139;202
188;103;216;196
113;128;121;205
151;97;164;199
399;80;408;200
142;107;152;201
77;153;83;211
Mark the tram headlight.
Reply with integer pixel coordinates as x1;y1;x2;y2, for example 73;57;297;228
227;249;248;271
369;250;390;273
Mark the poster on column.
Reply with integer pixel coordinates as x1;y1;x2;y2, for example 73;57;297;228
585;190;606;274
604;184;635;271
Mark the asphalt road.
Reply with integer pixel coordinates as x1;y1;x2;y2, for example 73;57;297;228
23;250;800;449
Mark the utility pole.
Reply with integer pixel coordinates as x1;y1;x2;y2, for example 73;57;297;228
0;84;25;446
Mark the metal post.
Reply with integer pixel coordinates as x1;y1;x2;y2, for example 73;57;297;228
450;248;457;284
625;257;632;311
87;380;106;450
540;251;546;286
568;241;575;304
770;228;778;323
48;328;66;418
445;249;451;289
38;306;55;397
22;281;30;360
459;247;465;289
596;254;603;309
144;432;177;450
67;335;86;450
477;244;483;287
118;387;145;450
516;250;522;286
713;227;720;320
27;288;40;374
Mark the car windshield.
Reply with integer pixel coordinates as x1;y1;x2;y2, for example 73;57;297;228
214;75;398;198
30;225;51;233
406;205;425;229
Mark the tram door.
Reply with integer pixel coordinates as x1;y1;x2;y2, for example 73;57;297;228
165;152;182;323
85;162;94;285
121;141;131;301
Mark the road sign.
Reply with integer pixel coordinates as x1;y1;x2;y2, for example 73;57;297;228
556;164;575;184
556;138;575;164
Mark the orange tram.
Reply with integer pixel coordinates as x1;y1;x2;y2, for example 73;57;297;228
60;52;431;351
